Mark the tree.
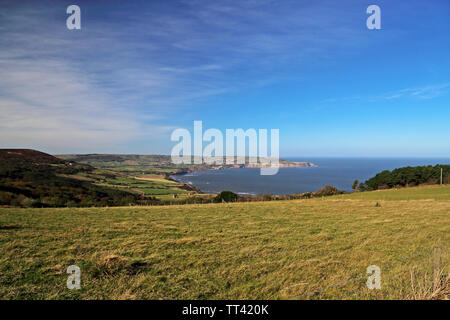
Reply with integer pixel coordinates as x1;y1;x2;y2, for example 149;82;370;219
362;165;450;190
214;190;238;203
352;180;359;191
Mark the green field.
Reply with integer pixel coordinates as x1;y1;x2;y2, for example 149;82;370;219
0;185;449;300
335;185;450;201
54;155;204;201
89;174;191;198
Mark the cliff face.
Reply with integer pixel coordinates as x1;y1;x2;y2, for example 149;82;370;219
240;161;315;168
203;159;316;170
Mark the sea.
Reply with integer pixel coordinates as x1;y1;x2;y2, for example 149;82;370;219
171;158;450;195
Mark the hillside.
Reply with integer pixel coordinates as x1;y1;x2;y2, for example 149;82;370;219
0;149;88;172
335;185;450;201
57;154;315;175
0;149;139;207
56;154;179;175
0;186;448;299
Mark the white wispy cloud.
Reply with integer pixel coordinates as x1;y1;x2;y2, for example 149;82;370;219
318;83;450;110
0;0;374;153
375;83;450;101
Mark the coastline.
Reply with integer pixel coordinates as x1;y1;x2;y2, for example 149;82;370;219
171;157;450;196
170;160;317;195
170;159;316;176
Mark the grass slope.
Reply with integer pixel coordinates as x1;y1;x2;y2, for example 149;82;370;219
0;149;199;206
1;186;449;299
335;185;450;201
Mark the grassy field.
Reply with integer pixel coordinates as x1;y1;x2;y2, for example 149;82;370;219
55;154;204;201
56;168;194;201
0;185;449;300
334;185;450;201
69;171;195;201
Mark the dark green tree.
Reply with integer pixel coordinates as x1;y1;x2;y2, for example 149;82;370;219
214;190;238;203
358;182;367;191
352;180;359;191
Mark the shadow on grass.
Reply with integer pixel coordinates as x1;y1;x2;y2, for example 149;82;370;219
0;225;21;230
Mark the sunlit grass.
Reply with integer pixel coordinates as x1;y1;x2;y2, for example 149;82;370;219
0;192;448;299
334;185;450;201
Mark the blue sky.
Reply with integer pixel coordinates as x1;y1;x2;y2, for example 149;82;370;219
1;0;450;157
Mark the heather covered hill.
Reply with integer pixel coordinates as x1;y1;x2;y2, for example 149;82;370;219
0;149;139;207
0;149;92;175
0;149;66;165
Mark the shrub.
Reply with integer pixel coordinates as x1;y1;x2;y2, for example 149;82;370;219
302;192;313;199
352;180;359;191
314;185;342;197
214;190;238;203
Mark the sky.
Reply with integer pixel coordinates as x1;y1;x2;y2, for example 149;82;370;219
1;0;450;157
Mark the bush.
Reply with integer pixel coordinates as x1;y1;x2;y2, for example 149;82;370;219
0;191;14;205
19;196;35;207
302;192;313;199
314;185;342;197
214;190;238;203
352;180;359;191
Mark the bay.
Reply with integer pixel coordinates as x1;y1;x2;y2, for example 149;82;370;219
172;158;450;195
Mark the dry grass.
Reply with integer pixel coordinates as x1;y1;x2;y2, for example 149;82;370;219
335;185;450;201
0;193;449;299
409;270;449;300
